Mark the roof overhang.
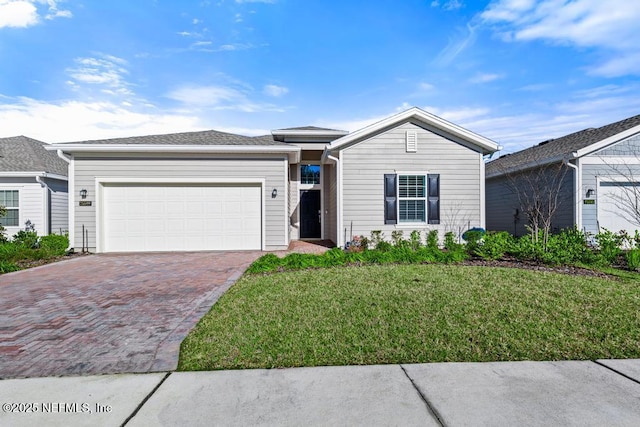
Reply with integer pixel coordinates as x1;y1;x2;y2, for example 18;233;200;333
322;107;500;161
572;124;640;158
485;155;567;179
45;144;301;163
0;171;68;181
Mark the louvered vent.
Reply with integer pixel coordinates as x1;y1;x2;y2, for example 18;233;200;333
406;131;417;152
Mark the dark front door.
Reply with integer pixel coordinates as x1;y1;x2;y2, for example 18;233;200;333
300;190;321;238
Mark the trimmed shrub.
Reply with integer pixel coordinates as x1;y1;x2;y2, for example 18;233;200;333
475;231;513;261
246;253;283;274
40;234;69;256
426;230;439;250
626;249;640;271
12;230;39;248
595;229;623;266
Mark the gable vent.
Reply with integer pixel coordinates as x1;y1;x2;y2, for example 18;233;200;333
406;131;417;152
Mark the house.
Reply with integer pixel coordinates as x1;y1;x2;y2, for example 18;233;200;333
0;136;69;237
486;114;640;237
46;107;499;253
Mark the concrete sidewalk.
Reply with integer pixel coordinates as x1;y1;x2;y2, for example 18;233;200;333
1;360;640;426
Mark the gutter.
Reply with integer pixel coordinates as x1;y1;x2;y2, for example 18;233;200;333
34;176;51;235
56;150;74;252
326;154;342;248
564;152;581;231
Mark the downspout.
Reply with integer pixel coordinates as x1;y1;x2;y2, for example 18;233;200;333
56;150;74;252
34;175;51;235
564;153;581;231
326;154;342;248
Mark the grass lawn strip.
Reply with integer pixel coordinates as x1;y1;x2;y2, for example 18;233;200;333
178;264;640;371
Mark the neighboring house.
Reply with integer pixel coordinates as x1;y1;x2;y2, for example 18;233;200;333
46;107;499;253
486;114;640;237
0;136;69;237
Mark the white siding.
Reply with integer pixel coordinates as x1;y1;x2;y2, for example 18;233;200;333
73;153;287;252
45;177;69;235
288;164;299;240
0;177;45;237
341;122;482;242
324;164;337;244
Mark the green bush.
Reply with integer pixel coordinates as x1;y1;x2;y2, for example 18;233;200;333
391;230;404;246
375;241;393;252
40;234;69;256
12;230;39;248
426;230;439;250
626;249;640;271
409;230;422;250
246;253;283;274
322;247;347;266
475;231;513;260
0;260;19;273
283;253;320;270
464;230;484;256
543;228;594;266
595;229;623;266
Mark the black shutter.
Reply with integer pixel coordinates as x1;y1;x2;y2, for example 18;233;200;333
384;174;397;224
427;174;440;224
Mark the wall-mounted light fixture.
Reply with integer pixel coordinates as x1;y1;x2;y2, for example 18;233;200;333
586;188;595;198
271;188;278;198
80;189;88;199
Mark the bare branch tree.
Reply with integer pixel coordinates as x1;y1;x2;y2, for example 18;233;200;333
441;200;473;243
597;153;640;228
499;161;570;248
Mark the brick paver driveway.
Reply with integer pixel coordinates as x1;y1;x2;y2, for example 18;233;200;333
0;252;261;379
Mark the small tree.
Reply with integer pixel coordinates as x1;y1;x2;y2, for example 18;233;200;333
500;161;570;249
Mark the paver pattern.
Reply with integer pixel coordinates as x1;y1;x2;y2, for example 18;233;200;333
0;251;261;379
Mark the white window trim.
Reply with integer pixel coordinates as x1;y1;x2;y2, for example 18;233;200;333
395;171;428;226
299;163;322;190
0;189;20;228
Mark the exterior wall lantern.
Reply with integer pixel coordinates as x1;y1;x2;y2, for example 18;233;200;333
80;189;88;199
271;188;278;198
586;188;595;198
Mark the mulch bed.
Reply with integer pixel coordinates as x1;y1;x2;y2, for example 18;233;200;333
13;251;91;270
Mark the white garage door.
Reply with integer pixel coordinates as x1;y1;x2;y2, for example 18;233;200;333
102;184;262;252
598;181;640;234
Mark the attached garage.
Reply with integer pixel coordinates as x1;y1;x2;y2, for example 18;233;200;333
98;182;263;252
598;180;640;234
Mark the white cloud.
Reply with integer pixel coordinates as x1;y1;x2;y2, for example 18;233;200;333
418;82;435;91
481;0;640;76
433;23;477;66
263;84;288;97
67;54;133;97
468;73;503;84
431;0;464;10
166;84;285;113
0;1;38;28
0;0;71;29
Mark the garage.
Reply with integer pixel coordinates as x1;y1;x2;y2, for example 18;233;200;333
598;181;640;234
100;183;262;252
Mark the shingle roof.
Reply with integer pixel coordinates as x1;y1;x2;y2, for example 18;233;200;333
61;129;288;146
486;113;640;176
276;126;345;132
0;136;68;176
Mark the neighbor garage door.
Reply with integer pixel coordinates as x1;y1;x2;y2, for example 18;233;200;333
101;184;262;252
598;181;640;234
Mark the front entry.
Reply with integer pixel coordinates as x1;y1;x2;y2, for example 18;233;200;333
300;190;321;238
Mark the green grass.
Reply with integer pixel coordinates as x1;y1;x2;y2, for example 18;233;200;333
178;264;640;371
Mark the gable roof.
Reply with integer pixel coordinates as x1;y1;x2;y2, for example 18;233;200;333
323;107;500;157
486;113;640;178
0;136;68;177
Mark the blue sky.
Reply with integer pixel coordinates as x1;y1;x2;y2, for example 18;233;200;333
1;0;639;154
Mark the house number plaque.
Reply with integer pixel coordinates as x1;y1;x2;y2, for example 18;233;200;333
79;201;92;206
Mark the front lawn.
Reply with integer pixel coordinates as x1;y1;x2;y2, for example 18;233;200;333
178;264;640;371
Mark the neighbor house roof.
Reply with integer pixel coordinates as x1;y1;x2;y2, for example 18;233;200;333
59;129;289;146
0;136;68;177
486;113;640;178
46;129;301;163
323;107;500;157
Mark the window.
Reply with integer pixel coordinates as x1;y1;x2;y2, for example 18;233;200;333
0;190;19;227
301;164;320;185
384;174;439;225
399;175;426;222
